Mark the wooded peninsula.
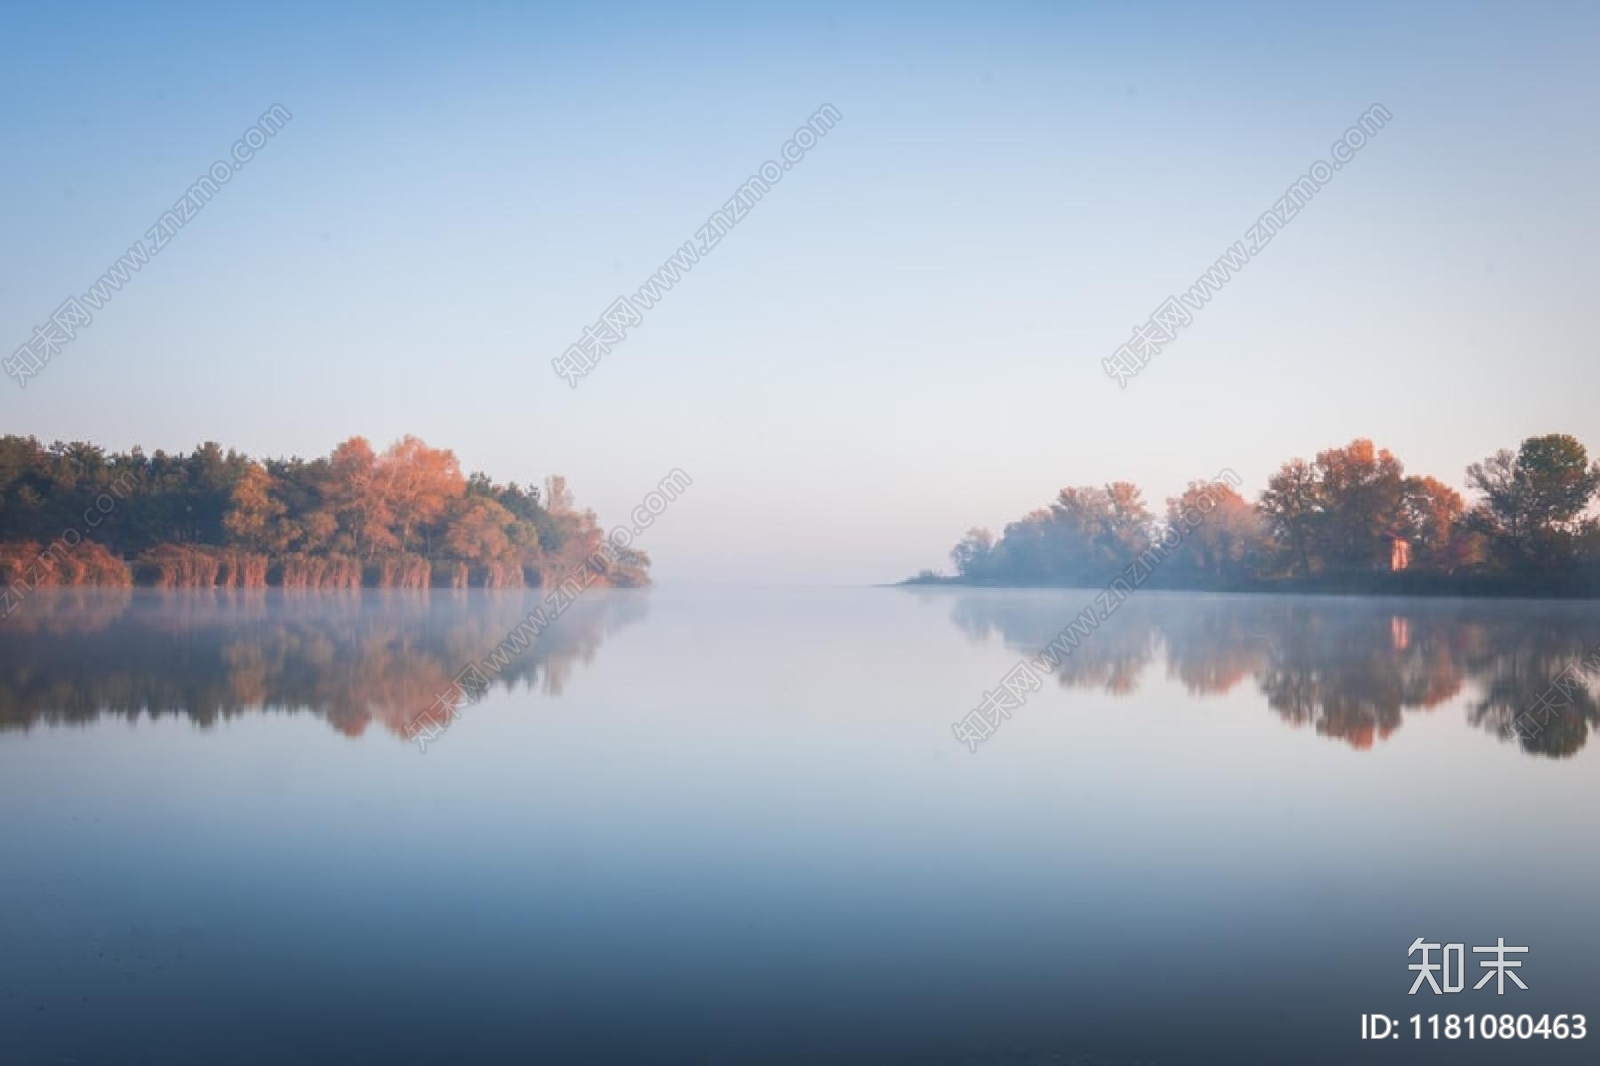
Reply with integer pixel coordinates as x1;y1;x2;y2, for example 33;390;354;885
0;435;650;590
910;433;1600;597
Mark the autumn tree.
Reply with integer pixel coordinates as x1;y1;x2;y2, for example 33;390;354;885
1313;439;1406;570
374;436;464;554
444;497;515;565
544;475;574;514
1400;476;1476;572
1259;441;1406;575
1164;482;1266;584
1103;481;1154;562
0;433;646;589
324;438;395;558
950;528;995;577
949;484;1153;586
1049;482;1153;576
1260;458;1320;577
222;461;290;552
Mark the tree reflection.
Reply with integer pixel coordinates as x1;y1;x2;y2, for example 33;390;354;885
1459;614;1600;758
1156;600;1270;697
950;594;1156;694
0;589;646;740
944;592;1600;758
1250;605;1464;749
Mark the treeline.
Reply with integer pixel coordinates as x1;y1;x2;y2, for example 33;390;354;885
924;434;1600;594
0;435;650;590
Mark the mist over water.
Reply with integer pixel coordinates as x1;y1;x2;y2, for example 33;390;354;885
2;588;1596;1064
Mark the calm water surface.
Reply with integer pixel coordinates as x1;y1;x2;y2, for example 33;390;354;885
2;587;1597;1064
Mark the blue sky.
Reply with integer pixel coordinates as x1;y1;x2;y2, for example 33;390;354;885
2;1;1597;582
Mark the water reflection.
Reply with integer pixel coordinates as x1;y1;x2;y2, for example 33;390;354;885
0;589;646;738
946;592;1600;757
9;588;1597;760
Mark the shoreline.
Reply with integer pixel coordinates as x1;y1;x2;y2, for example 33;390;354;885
894;573;1600;601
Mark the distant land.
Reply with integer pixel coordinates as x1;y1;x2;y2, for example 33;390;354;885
0;434;649;593
905;434;1600;598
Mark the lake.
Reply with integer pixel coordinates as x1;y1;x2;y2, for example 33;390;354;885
2;587;1596;1064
